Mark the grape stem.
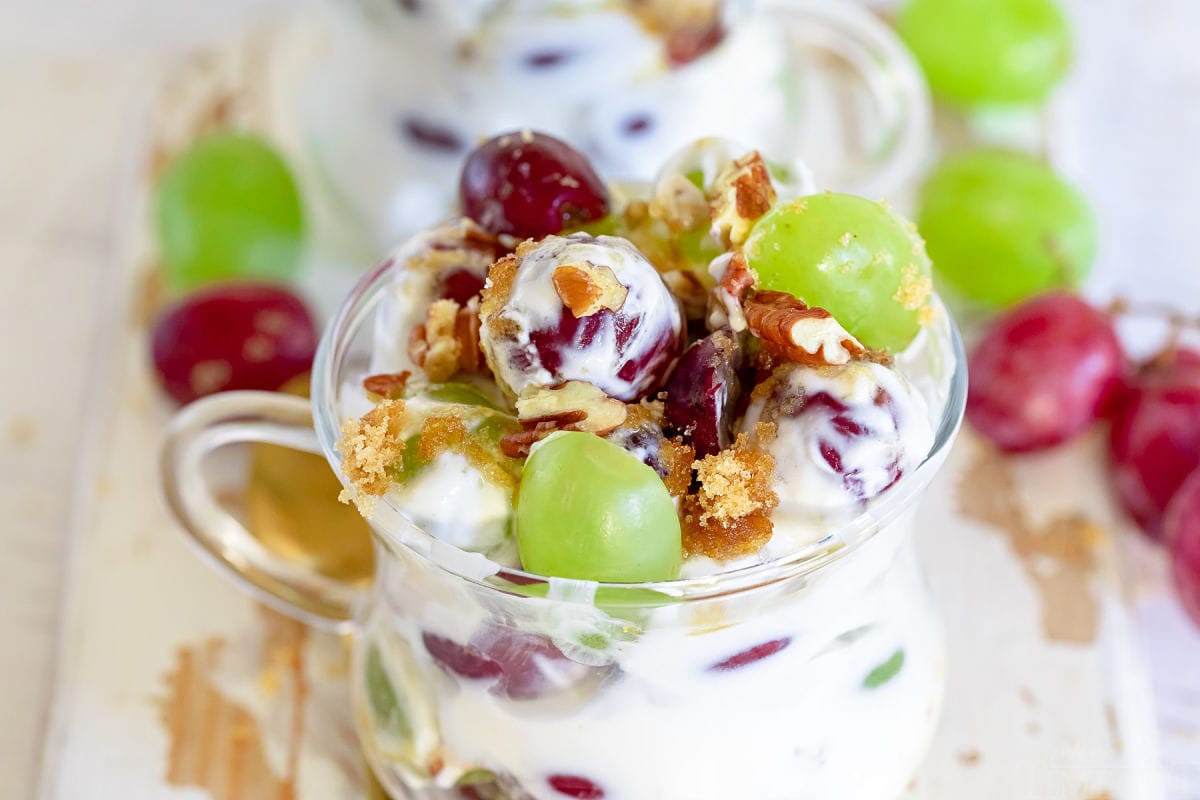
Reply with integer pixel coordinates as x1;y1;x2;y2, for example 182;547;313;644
1106;297;1200;358
1106;298;1200;331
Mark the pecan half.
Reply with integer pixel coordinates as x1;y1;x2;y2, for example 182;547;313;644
710;151;776;247
744;291;866;366
552;261;629;317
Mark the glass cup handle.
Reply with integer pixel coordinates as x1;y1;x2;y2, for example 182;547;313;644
161;390;363;633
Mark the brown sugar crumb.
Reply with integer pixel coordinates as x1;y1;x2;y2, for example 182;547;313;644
417;414;470;462
658;437;696;497
681;429;778;560
682;504;774;561
893;263;933;313
338;399;408;512
420;412;520;490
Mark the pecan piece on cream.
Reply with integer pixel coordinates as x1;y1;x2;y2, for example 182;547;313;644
501;381;628;457
408;298;486;382
744;291;866;366
362;371;411;400
552;261;629;317
708;249;757;333
517;381;627;433
710;151;776;248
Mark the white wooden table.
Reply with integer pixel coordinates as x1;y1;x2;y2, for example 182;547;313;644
2;2;1198;798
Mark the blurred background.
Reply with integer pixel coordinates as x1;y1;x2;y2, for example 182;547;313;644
3;0;1199;798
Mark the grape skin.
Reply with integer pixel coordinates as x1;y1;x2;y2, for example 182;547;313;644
155;132;305;292
516;432;681;582
744;193;933;353
897;0;1072;105
967;292;1122;452
918;150;1096;308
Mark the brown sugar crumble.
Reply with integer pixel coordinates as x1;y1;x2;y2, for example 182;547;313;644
338;399;408;512
893;263;933;313
419;413;520;489
682;424;779;560
658;437;696;497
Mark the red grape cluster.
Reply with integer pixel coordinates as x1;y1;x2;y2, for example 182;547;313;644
967;291;1200;626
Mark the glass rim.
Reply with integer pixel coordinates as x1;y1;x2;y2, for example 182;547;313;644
311;249;967;603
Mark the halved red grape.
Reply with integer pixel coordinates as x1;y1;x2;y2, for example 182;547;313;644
664;331;742;458
150;283;317;405
967;292;1124;452
470;624;597;701
1110;348;1200;538
709;637;791;672
1165;469;1200;627
422;632;503;680
547;774;605;799
437;267;487;305
459;131;608;239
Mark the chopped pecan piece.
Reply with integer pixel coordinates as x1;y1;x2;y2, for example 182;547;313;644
517;381;628;432
500;381;628;457
661;268;710;322
650;172;710;231
408;298;486;381
362;371;411;400
552;261;629;317
718;250;756;301
710;151;776;247
744;291;866;366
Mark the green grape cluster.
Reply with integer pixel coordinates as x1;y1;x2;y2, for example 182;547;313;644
744;192;934;353
516;432;682;583
155;132;305;292
918;149;1096;307
897;0;1072;105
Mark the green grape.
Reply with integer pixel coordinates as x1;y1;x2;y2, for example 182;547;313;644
918;149;1096;307
155;131;305;291
744;193;934;353
516;432;681;582
897;0;1071;105
423;382;504;410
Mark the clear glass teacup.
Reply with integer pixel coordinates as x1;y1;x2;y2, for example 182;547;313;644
162;249;966;799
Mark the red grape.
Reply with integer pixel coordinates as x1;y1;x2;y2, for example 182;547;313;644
150;283;317;405
663;331;742;458
709;637;791;672
547;774;605;799
967;292;1124;452
1110;348;1200;537
422;632;503;680
459;131;608;239
1165;469;1200;627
